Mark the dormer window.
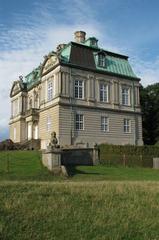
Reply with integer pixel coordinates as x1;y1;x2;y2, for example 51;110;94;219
98;53;106;67
91;39;98;47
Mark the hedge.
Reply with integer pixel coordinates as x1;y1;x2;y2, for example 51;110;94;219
99;144;159;167
99;144;159;155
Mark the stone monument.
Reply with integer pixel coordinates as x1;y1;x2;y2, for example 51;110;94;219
42;132;63;174
48;131;58;149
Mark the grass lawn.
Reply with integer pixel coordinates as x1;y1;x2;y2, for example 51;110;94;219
69;165;159;181
1;181;159;240
0;151;64;181
1;150;159;181
1;150;159;239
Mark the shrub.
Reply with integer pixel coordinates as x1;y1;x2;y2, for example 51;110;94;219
99;144;159;167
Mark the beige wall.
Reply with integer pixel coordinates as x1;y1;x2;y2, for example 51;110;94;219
59;105;143;147
39;105;59;149
9;65;143;148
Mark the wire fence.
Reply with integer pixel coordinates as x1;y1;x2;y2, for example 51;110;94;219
100;153;153;168
0;150;155;178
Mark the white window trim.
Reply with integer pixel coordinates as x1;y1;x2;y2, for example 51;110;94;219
47;80;53;101
13;98;19;117
100;83;109;102
101;116;109;132
121;87;130;106
75;113;84;130
98;54;105;67
28;124;32;140
123;119;131;133
74;80;84;99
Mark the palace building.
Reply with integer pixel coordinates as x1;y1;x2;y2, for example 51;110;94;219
9;31;143;149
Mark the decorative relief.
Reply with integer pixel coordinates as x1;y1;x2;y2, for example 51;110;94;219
10;82;21;97
43;55;59;74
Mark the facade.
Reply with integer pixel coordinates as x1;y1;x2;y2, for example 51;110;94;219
9;31;143;149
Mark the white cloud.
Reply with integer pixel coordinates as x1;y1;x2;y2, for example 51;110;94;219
130;56;159;86
0;5;101;140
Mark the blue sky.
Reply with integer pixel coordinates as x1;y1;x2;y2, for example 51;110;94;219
0;0;159;140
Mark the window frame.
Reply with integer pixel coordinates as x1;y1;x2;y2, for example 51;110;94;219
101;116;109;132
100;83;109;102
123;118;131;133
98;54;105;67
47;80;53;101
75;113;84;130
74;80;84;99
12;99;19;116
122;87;130;106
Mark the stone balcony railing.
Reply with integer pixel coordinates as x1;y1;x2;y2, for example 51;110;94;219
10;108;39;122
25;108;39;117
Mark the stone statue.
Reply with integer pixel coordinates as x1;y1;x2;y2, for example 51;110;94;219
49;131;58;148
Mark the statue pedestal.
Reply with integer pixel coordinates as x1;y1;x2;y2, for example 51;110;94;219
42;148;63;175
42;146;100;176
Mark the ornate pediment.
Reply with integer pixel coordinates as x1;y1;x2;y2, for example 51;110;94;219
42;53;59;75
10;80;26;97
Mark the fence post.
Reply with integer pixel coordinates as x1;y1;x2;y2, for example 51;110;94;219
140;154;143;167
123;154;126;167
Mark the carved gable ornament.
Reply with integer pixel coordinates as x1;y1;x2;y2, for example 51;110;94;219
10;81;25;97
42;54;59;74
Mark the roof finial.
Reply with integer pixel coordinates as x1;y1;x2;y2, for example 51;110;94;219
19;75;23;81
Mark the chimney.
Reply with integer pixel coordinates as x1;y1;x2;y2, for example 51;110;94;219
74;31;86;43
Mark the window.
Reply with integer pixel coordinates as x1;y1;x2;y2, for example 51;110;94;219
75;80;84;99
100;84;109;102
47;116;51;131
28;124;32;140
13;99;19;116
48;81;53;101
34;93;39;109
90;38;98;47
122;87;130;105
98;54;105;67
34;125;38;140
75;114;84;130
124;119;131;133
101;116;109;132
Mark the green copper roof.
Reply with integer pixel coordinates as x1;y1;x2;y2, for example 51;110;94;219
60;44;71;63
25;66;41;89
94;54;137;78
84;37;99;48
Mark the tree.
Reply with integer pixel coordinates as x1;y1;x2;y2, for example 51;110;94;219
140;83;159;145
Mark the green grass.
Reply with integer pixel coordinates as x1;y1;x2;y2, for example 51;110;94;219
69;165;159;181
0;151;64;181
1;150;159;239
1;150;159;182
1;181;159;240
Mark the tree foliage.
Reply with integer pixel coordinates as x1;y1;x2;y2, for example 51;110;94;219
140;83;159;145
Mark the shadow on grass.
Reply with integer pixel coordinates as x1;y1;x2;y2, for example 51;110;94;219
66;165;100;177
